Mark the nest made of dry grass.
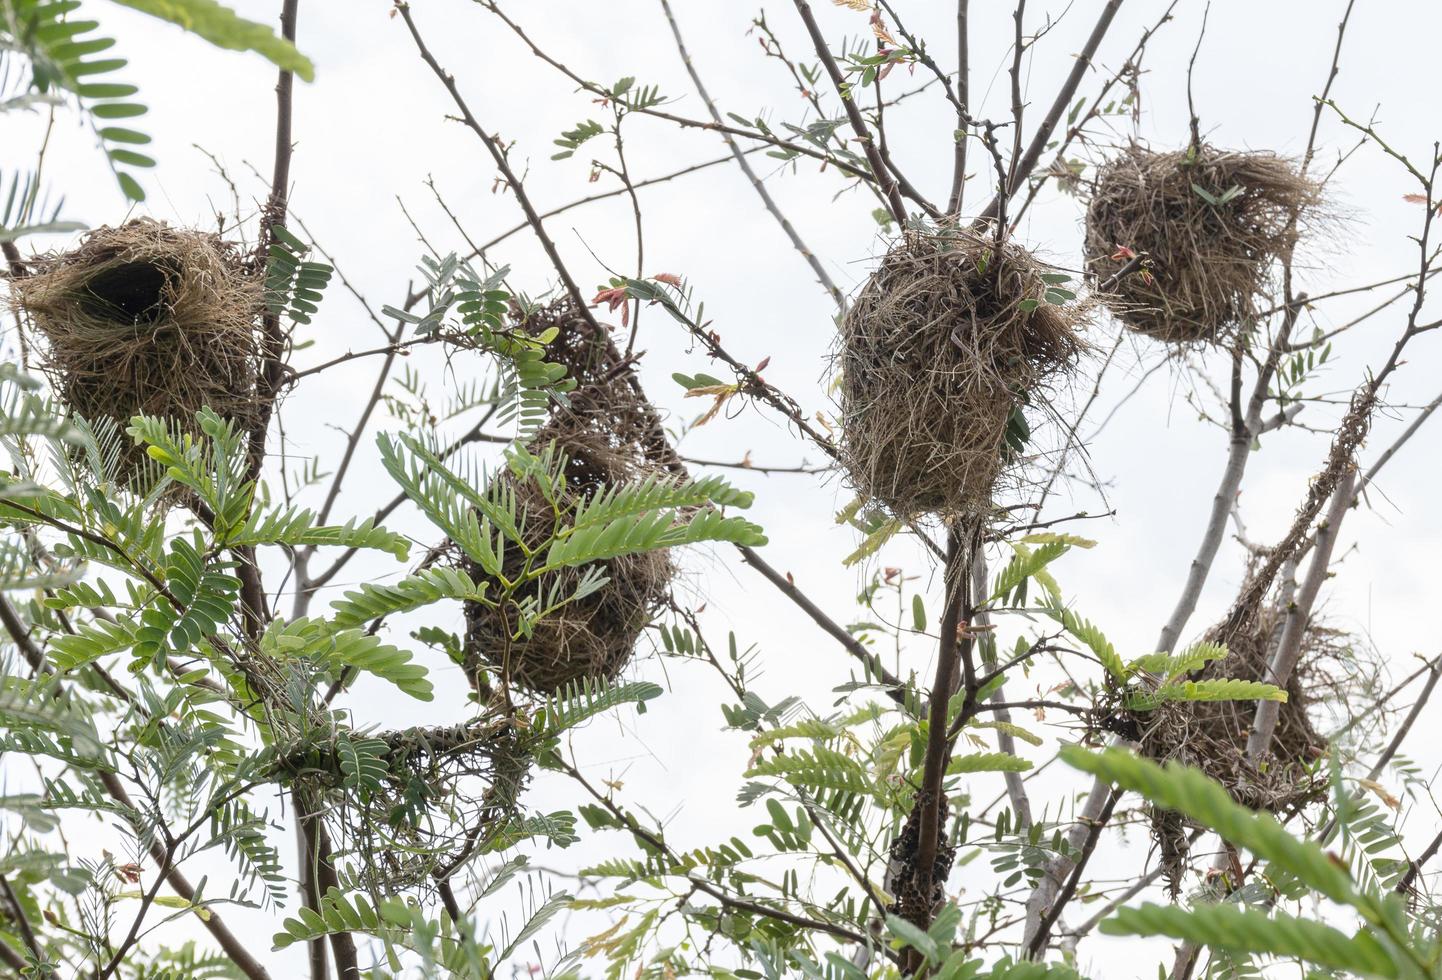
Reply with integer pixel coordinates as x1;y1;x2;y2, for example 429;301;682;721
1126;604;1353;892
283;716;533;890
461;303;676;697
9;218;261;479
1085;143;1321;344
838;230;1086;520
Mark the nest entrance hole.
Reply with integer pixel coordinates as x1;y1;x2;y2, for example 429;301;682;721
9;219;263;486
77;259;179;324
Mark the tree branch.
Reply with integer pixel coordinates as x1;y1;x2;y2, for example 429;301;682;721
659;0;844;309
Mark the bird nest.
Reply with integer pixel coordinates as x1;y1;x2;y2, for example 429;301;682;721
280;716;533;891
1119;604;1355;892
837;230;1086;520
1084;143;1321;343
8;219;261;480
460;303;676;697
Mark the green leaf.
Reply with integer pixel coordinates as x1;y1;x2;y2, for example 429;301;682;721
229;507;409;559
947;752;1032;775
969;720;1043;747
1191;182;1221;206
911;593;926;632
886;914;941;964
746;746;872;797
534;679;663;736
1128;641;1228;681
1127;677;1287;712
842;516;902;567
330;567;486;630
1045;604;1126;682
48;618;137;672
989;542;1069;603
1100;903;1399;978
110;0;314;80
336;735;388;798
1061;746;1358;906
265;618;433;701
274;889;411;952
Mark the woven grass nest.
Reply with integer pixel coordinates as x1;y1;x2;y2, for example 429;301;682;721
1085;143;1321;344
838;231;1086;520
1128;604;1354;892
284;717;533;890
9;218;261;477
461;304;676;697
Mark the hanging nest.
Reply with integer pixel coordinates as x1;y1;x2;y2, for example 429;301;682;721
8;218;261;478
1084;143;1321;343
837;230;1086;520
280;715;533;891
1118;604;1358;893
460;303;678;697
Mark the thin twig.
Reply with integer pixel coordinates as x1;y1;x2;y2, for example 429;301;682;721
659;0;845;309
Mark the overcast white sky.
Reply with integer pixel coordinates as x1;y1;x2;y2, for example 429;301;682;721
5;0;1442;975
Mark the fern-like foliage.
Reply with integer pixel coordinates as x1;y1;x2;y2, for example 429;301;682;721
272;887;497;975
108;0;312;79
1062;746;1357;904
0;164;83;240
1063;746;1431;977
208;797;287;907
532;678;663;738
1101;902;1399;978
229;505;409;560
262;617;433;701
47;616;135;671
129;410;252;534
989;540;1070;604
383;255;575;440
329;566;485;629
1128;640;1228;681
0;363;74;442
746;746;873;797
0;680;103;761
335;733;388;801
133;530;241;668
842;515;902;567
1123;678;1286;713
380;430;765;580
947;751;1033;775
263;224;332;326
2;0;309;200
2;0;152;198
1045;603;1127;682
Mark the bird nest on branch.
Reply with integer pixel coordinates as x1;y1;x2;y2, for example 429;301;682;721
8;219;262;480
460;303;677;697
1084;143;1321;344
280;716;533;891
1120;603;1357;892
837;230;1086;520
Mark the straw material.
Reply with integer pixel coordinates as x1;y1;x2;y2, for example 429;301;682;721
10;218;261;478
462;303;675;696
1085;144;1320;343
838;230;1086;519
